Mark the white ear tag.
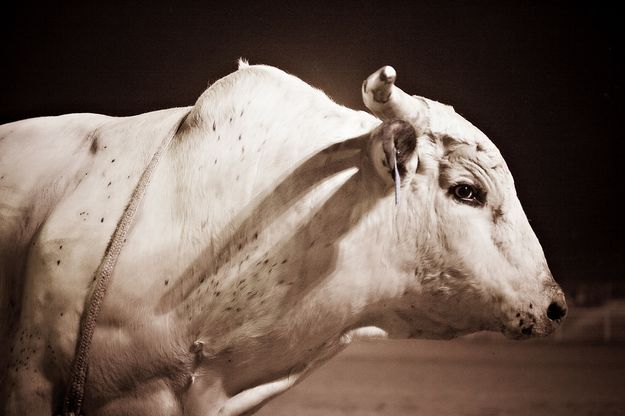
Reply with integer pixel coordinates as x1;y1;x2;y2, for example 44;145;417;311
393;152;400;205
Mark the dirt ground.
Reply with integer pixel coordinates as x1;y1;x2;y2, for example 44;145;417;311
257;338;625;416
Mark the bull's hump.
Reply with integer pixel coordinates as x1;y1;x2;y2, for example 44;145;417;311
191;63;377;139
177;63;378;208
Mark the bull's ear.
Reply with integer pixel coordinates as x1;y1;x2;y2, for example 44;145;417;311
369;119;418;185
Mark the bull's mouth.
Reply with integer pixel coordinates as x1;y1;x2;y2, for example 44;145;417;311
501;325;535;340
501;320;556;340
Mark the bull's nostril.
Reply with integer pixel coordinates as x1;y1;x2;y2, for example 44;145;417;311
547;301;567;321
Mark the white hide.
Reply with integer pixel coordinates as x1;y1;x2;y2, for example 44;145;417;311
0;63;564;416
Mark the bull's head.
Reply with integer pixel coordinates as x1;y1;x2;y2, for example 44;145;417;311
361;66;566;340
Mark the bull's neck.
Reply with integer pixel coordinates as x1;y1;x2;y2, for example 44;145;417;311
160;122;393;342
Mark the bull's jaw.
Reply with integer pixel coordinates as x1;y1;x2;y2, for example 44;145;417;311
373;295;501;341
397;286;568;341
357;295;497;341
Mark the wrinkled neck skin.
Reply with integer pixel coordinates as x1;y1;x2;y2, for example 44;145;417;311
161;132;387;399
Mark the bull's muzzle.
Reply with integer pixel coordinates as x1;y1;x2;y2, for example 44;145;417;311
503;288;567;340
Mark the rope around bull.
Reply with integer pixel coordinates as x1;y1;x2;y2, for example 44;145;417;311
61;112;189;416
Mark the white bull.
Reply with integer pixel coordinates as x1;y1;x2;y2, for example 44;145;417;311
0;62;566;415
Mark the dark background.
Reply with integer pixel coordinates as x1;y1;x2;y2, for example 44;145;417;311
2;2;622;299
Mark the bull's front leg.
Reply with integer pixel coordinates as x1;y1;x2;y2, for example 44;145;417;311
216;327;388;416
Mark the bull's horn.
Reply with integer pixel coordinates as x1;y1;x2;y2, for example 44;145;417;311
362;66;429;132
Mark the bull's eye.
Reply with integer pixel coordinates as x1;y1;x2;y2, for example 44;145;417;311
450;184;484;205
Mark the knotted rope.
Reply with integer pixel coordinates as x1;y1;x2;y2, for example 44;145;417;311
61;112;188;416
